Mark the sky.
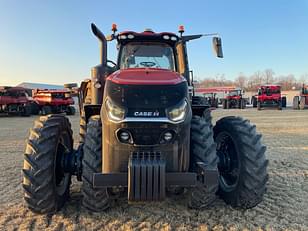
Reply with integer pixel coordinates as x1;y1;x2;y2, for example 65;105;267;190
0;0;307;86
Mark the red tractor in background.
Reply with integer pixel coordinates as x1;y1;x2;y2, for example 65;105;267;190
252;85;286;110
202;92;219;108
31;89;76;115
293;84;308;110
221;88;247;109
0;86;33;116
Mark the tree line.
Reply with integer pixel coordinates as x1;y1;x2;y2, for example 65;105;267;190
196;69;307;91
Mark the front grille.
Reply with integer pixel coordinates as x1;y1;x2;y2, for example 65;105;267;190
131;127;164;145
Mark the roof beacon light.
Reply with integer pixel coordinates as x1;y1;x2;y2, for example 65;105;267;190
111;23;117;33
179;25;185;36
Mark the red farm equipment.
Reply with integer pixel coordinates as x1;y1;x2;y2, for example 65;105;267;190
0;86;33;116
31;89;76;115
252;85;286;110
22;24;268;214
221;88;248;109
293;84;308;110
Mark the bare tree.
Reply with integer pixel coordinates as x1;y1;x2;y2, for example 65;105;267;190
298;73;308;85
235;73;247;89
252;71;264;86
264;69;275;84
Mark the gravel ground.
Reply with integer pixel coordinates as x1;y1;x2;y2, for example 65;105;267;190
0;108;307;231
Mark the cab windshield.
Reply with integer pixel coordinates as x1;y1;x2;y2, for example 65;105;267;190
229;90;241;96
119;42;175;70
262;87;280;95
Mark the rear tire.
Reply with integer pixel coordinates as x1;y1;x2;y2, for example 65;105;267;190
213;116;268;209
41;105;52;115
188;113;219;209
79;82;92;144
240;99;246;109
81;115;110;212
277;100;282;110
79;112;87;144
30;102;40;115
281;96;287;108
293;96;299;110
23;115;73;213
252;96;257;108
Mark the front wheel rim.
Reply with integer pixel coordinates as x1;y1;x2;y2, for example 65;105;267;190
55;138;70;196
216;132;240;192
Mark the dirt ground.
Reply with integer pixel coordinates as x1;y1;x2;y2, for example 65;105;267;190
0;108;307;231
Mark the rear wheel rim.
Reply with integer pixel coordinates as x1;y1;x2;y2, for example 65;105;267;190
216;132;240;192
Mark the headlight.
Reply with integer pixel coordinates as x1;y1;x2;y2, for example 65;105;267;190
105;98;126;121
167;100;188;122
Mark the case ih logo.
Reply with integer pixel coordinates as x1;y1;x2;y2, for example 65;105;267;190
134;111;160;117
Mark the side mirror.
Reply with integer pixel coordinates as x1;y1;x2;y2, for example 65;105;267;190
212;37;223;58
189;70;194;86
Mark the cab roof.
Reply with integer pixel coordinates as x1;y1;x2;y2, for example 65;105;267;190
260;85;281;88
117;29;179;46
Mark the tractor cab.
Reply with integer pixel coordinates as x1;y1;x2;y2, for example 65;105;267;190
301;85;308;96
228;88;243;98
258;85;281;97
118;33;176;70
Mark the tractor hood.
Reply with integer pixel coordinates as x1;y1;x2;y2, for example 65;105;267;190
106;68;186;85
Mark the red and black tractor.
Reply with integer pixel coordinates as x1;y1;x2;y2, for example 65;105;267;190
0;86;33;116
203;92;219;108
31;89;76;115
221;88;247;109
23;24;268;213
293;84;308;110
252;85;286;110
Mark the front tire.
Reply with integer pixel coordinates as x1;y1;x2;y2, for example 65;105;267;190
222;99;227;109
81;115;110;212
188;111;219;209
293;96;299;110
21;104;31;117
23;115;73;213
66;106;76;115
257;101;261;110
213;116;268;209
